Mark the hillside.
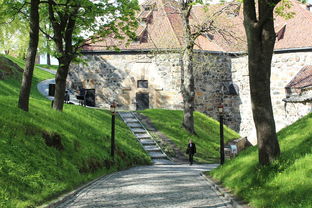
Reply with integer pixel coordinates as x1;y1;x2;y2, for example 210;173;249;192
0;55;151;207
209;113;312;208
0;55;23;80
140;109;240;163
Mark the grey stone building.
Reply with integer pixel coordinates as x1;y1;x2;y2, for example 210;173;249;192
67;0;312;144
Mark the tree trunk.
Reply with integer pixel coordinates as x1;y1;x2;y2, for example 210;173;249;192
48;0;79;111
180;1;195;134
46;35;51;65
181;47;195;134
18;0;40;112
52;58;70;111
47;53;51;65
243;0;280;165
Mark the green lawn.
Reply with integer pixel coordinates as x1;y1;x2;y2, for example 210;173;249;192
0;55;151;207
36;64;58;71
209;113;312;208
140;109;240;163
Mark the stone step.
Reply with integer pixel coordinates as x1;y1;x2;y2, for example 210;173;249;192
124;118;139;123
119;112;170;163
131;128;146;133
136;133;151;139
149;152;167;159
127;123;142;128
152;159;174;165
119;112;135;119
143;145;161;151
140;139;156;145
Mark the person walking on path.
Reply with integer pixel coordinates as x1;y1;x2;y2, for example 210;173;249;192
186;139;196;165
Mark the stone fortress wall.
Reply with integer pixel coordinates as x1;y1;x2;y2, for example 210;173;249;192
67;50;312;143
68;52;183;110
230;52;312;143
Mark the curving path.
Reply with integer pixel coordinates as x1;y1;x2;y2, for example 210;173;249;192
36;67;235;208
36;67;81;104
55;164;232;208
37;78;55;101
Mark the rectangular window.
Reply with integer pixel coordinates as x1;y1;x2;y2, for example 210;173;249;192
140;29;148;43
137;80;148;88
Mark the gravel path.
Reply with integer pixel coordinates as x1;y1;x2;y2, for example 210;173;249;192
56;164;232;208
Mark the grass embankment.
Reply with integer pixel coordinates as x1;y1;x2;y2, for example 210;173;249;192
140;109;240;163
36;64;58;71
209;113;312;208
0;55;151;207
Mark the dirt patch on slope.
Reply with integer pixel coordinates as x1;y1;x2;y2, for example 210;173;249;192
0;56;23;80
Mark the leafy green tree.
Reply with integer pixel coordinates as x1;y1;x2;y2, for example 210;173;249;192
243;0;281;165
42;0;139;111
0;0;29;57
38;23;54;66
0;0;40;111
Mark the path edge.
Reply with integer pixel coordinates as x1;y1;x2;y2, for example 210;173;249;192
39;171;119;208
200;172;250;208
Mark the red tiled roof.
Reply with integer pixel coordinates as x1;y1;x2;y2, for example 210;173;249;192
286;65;312;89
83;0;312;52
274;0;312;50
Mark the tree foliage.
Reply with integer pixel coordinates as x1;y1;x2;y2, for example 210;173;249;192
41;0;140;111
1;0;140;112
0;0;30;57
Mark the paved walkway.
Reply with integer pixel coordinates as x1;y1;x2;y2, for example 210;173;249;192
36;67;234;208
37;66;57;75
37;78;55;101
37;78;81;105
56;164;232;208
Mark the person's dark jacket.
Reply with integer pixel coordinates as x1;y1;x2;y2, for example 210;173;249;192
186;143;196;155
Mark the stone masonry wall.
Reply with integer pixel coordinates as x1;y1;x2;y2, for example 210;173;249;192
193;52;241;132
68;51;239;132
231;52;312;144
68;53;183;110
67;51;312;144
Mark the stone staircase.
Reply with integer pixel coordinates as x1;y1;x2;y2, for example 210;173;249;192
119;112;173;165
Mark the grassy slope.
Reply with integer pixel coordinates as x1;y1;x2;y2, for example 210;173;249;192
0;55;151;207
210;113;312;208
36;64;58;71
140;109;240;163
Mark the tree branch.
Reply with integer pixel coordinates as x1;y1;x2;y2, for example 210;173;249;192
65;6;79;56
243;0;258;27
38;26;53;40
0;2;28;24
48;0;63;53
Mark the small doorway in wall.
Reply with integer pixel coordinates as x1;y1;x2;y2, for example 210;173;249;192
136;93;149;110
84;89;96;107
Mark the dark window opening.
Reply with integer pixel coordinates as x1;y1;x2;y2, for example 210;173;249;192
142;14;153;24
229;84;239;95
137;80;148;88
143;5;152;10
142;3;155;11
140;29;148;43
